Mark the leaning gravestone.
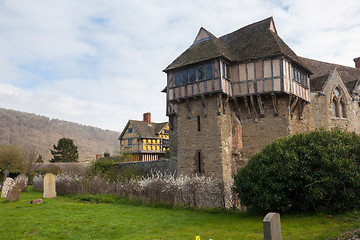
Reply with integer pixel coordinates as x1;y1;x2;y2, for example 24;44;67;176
1;177;15;198
43;173;56;198
263;212;282;240
6;185;21;202
14;174;29;192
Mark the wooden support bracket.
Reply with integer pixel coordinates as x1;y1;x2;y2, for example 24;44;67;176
250;95;258;123
257;95;265;118
271;93;278;117
298;100;305;120
186;99;191;119
244;97;251;116
169;102;178;116
290;96;299;119
201;95;207;117
232;97;243;124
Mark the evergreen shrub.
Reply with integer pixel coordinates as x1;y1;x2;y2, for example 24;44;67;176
233;128;360;213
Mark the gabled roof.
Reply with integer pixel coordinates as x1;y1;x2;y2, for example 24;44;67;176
119;120;168;140
164;29;232;71
164;17;308;72
299;57;360;93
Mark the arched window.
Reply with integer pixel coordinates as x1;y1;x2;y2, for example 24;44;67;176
332;87;347;118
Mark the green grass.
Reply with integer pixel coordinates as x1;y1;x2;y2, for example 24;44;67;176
0;187;359;240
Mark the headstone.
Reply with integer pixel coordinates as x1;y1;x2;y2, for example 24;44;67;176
30;199;43;204
14;174;29;192
43;173;56;198
263;212;282;240
1;177;15;198
6;185;21;202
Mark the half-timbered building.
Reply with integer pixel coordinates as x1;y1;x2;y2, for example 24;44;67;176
163;17;360;186
119;113;169;162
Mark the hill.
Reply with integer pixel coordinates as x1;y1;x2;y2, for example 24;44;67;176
0;108;120;162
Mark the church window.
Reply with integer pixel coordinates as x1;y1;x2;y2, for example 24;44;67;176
197;66;204;80
128;128;133;133
332;87;347;119
128;138;133;147
189;68;196;83
205;63;213;79
181;70;188;84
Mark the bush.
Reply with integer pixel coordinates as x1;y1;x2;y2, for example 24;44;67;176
32;172;232;208
88;161;144;182
233;128;360;214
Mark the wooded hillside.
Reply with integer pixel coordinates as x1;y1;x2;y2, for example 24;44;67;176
0;108;120;162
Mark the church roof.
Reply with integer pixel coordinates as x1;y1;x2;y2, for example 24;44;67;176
299;57;360;93
164;17;308;72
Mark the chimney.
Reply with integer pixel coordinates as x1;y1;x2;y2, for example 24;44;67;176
143;112;151;125
354;57;360;68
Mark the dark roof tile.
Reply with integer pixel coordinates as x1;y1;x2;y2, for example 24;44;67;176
164;17;309;72
299;57;360;93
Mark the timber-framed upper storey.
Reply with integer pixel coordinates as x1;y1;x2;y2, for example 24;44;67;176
164;17;311;117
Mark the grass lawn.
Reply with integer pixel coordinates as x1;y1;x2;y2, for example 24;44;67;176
0;187;359;240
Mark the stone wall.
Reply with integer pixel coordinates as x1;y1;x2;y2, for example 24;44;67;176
239;94;290;162
289;69;360;135
174;95;235;181
120;158;177;175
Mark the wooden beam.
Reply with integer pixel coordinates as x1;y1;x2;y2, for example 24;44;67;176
169;102;177;116
250;95;258;123
233;97;243;124
186;98;191;119
290;96;299;119
271;93;278;117
257;95;265;118
298;100;305;120
244;97;251;116
201;95;207;117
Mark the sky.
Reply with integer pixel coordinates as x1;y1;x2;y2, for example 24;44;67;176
0;0;360;132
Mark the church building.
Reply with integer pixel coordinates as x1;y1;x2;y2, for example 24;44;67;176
163;17;360;184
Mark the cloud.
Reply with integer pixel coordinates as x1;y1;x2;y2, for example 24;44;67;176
0;0;359;131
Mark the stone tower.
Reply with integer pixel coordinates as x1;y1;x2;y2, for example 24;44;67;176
164;17;311;183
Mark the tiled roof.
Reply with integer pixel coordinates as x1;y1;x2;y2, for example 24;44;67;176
119;120;168;140
299;57;360;93
164;17;308;72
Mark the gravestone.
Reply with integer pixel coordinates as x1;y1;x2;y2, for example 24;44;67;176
1;177;15;198
6;185;21;202
263;212;282;240
14;174;29;192
43;173;56;198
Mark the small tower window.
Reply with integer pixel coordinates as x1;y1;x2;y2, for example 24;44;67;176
189;67;196;83
174;72;181;86
194;150;204;174
197;115;201;132
197;151;202;174
181;70;188;85
197;66;204;80
205;63;213;79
